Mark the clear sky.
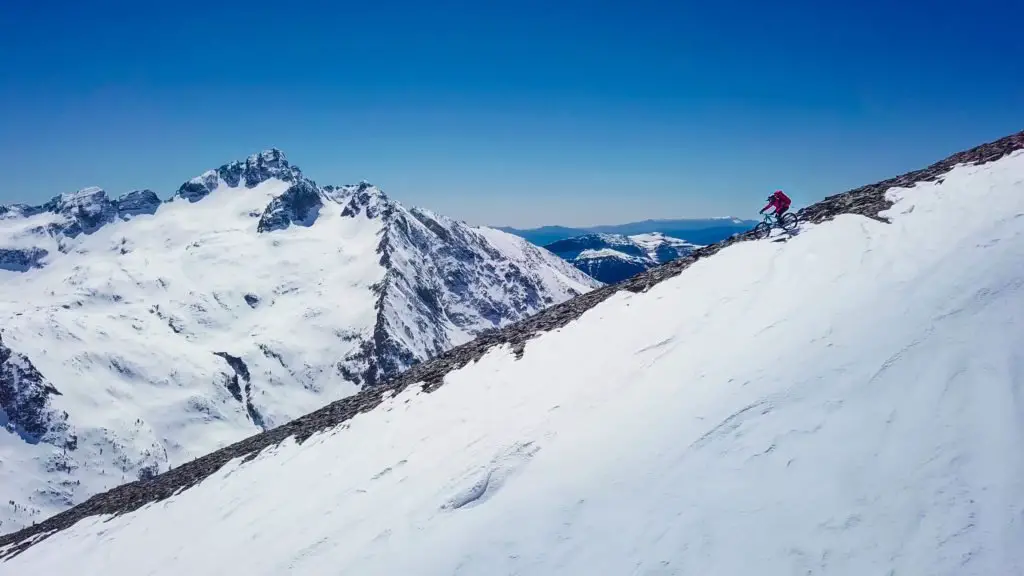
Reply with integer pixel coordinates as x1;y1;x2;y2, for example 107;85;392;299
2;0;1022;228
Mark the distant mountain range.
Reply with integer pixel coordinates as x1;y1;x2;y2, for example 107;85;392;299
543;232;700;284
498;217;758;247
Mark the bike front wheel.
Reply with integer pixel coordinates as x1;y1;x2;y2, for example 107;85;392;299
753;221;771;239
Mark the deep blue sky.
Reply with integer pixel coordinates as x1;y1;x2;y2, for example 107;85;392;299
2;0;1022;227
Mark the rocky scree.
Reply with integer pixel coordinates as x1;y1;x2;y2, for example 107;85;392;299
2;130;1023;557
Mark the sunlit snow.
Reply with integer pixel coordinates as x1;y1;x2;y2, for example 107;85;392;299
0;160;597;533
3;152;1024;574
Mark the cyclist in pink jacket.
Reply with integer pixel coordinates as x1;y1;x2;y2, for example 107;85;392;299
761;190;792;219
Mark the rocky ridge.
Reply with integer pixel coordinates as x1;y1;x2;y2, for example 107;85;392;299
2;129;1022;557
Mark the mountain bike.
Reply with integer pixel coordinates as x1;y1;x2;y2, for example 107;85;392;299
752;211;799;239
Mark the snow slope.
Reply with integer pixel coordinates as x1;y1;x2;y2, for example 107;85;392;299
544;232;701;283
0;150;598;533
3;141;1024;573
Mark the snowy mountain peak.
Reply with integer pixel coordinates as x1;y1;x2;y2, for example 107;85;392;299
247;147;288;166
0;150;599;533
49;186;109;209
238;148;297;186
332;181;390;219
174;148;303;203
58;186;105;203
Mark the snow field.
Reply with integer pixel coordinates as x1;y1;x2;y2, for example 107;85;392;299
4;152;1024;574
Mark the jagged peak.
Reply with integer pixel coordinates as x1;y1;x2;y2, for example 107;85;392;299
61;186;106;201
47;187;109;211
246;148;288;166
174;148;303;203
115;188;158;201
44;187;111;216
324;180;386;196
188;169;219;185
322;181;393;220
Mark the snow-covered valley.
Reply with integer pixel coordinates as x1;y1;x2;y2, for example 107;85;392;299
0;149;599;533
2;132;1023;574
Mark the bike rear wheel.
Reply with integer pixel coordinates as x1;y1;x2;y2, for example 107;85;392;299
779;212;799;230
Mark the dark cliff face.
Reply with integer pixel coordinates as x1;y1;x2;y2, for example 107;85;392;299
0;334;75;449
573;257;649;284
115;190;160;219
175;178;216;203
256;181;323;233
213;352;265;431
0;248;48;272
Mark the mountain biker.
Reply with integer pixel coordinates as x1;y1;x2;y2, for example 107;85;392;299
760;190;791;220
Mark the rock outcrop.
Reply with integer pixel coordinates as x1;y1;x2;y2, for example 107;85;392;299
0;334;74;448
115;190;160;219
0;248;48;272
256;181;323;233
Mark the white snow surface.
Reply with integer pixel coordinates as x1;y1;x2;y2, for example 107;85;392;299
0;157;597;533
628;231;701;261
5;152;1024;574
575;247;647;263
